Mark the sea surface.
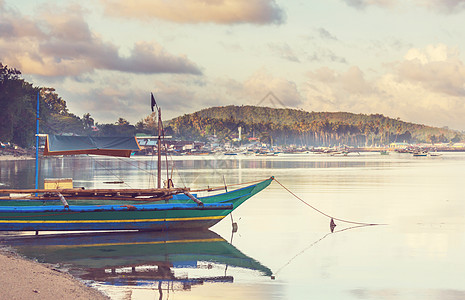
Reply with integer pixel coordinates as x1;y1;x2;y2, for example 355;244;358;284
1;152;465;300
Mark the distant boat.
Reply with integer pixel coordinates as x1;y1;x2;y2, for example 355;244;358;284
413;151;428;157
429;152;442;157
255;151;278;156
224;152;238;156
380;150;389;155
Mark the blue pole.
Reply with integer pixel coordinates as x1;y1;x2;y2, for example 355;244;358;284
35;91;39;193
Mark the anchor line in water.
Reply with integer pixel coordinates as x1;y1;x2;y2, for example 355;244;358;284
272;177;386;226
272;224;374;278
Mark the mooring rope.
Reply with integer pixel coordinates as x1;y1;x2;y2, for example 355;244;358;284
189;178;269;193
272;177;386;226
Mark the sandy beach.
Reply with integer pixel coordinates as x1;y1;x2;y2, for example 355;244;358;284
0;247;109;299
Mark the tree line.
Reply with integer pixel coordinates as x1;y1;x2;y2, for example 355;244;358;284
0;63;141;148
166;106;463;147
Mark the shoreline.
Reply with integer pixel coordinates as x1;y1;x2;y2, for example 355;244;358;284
0;246;109;299
0;154;34;161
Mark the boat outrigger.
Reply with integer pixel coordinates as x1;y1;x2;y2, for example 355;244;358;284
0;93;273;232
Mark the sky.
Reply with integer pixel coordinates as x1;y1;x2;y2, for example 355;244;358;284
1;0;465;130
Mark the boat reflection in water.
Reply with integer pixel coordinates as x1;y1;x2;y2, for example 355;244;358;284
2;230;272;294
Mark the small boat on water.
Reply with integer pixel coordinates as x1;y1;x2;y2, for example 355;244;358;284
0;94;273;232
429;151;442;157
412;151;428;157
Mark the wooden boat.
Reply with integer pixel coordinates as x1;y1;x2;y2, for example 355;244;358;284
2;230;272;287
0;94;273;232
0;176;273;231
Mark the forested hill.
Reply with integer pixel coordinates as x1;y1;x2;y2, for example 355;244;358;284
166;105;463;146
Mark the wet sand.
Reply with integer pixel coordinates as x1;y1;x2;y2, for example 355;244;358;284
0;248;108;300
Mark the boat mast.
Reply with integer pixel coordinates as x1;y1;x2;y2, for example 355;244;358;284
151;92;167;189
35;90;40;193
157;106;162;189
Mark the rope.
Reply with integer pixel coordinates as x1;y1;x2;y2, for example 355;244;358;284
272;177;386;226
87;155;133;188
272;224;374;277
114;157;157;177
189;178;269;193
168;154;188;188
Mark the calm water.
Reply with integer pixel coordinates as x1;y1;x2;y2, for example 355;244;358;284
1;152;465;299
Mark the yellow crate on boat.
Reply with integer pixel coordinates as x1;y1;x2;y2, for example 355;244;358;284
44;178;73;189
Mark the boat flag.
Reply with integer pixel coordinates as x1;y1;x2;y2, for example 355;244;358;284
151;92;157;112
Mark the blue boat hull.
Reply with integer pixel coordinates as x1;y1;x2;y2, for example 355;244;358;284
0;177;273;231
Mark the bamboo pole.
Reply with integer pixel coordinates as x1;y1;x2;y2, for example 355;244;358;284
0;187;189;195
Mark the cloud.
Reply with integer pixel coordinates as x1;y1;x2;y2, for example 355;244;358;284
163;70;305;115
301;45;465;130
268;42;300;62
308;48;347;64
0;1;43;39
317;28;338;41
341;0;465;13
99;0;285;25
0;3;201;77
240;69;303;107
340;0;397;10
414;0;465;13
60;72;210;124
307;66;374;96
396;44;465;96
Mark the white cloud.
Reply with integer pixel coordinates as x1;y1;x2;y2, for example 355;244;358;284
341;0;397;10
301;45;465;130
317;28;338;41
99;0;285;25
397;44;465;96
307;66;373;96
268;42;300;62
241;70;303;107
341;0;465;13
0;2;202;77
414;0;465;13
